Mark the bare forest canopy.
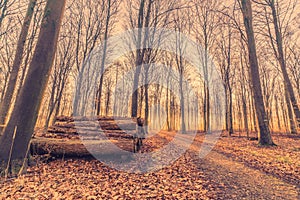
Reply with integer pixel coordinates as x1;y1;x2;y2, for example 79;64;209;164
0;0;299;143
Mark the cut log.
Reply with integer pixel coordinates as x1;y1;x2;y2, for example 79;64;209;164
32;116;143;158
55;115;134;122
31;137;134;157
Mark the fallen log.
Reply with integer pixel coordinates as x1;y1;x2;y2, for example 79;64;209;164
31;137;134;157
47;127;77;135
32;116;143;158
55;115;134;122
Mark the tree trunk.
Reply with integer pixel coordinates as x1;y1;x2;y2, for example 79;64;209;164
45;75;58;128
139;82;144;117
274;95;281;131
285;90;297;134
250;93;258;133
203;84;210;133
242;86;249;138
105;90;111;116
144;62;150;133
241;0;274;145
131;0;152;118
131;0;146;118
203;44;210;133
225;85;229;132
237;94;242;135
113;63;120;116
166;83;171;131
96;0;112;116
0;0;66;173
0;0;37;129
228;87;234;135
179;75;186;134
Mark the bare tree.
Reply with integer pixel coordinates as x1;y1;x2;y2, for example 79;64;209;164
72;0;107;115
44;27;75;127
96;0;119;116
193;0;220;132
239;0;274;145
173;9;189;133
130;0;153;118
215;20;235;136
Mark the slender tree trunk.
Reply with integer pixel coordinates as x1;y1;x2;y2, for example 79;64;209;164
225;86;233;135
274;95;281;131
52;80;67;123
0;0;66;172
241;0;274;145
242;86;249;138
225;86;229;132
139;83;144;117
228;87;234;135
187;88;190;130
0;0;37;130
105;90;111;116
45;74;58;128
203;43;210;133
285;90;297;134
251;94;258;133
73;73;83;114
237;94;242;135
144;62;150;133
204;85;210;133
179;75;186;134
281;100;289;133
166;66;171;131
45;96;55;128
166;89;170;131
113;64;119;116
171;95;176;130
144;84;149;132
131;0;146;118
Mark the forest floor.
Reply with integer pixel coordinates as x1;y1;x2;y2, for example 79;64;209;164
0;131;299;199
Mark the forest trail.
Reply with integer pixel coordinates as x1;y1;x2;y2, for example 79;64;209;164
1;132;299;199
155;132;300;199
197;151;299;199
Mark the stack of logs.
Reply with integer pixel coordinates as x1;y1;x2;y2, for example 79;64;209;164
31;116;137;157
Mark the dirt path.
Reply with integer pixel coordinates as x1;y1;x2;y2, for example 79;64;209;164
1;132;299;199
197;151;299;199
154;132;300;199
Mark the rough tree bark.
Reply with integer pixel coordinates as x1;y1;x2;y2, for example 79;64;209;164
0;0;66;174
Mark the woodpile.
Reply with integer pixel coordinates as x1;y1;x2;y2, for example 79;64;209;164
32;116;138;157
